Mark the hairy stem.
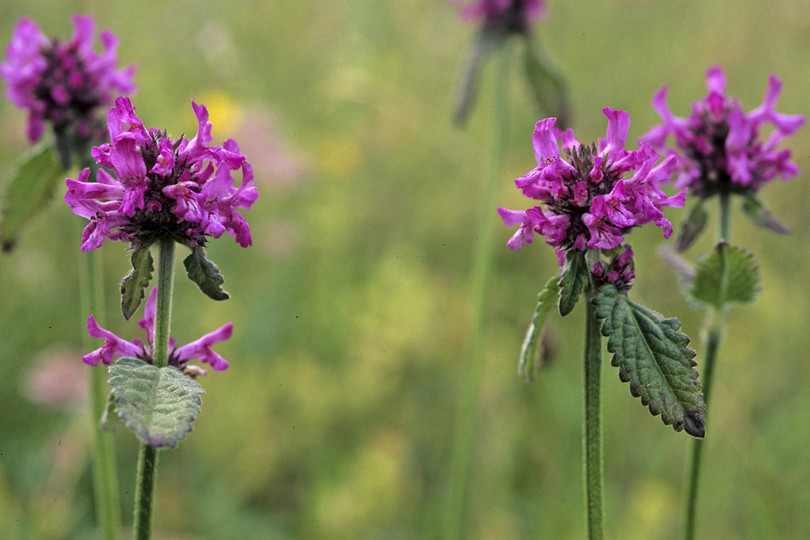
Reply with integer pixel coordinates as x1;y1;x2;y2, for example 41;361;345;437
684;193;731;540
583;285;604;540
133;237;175;539
443;39;512;540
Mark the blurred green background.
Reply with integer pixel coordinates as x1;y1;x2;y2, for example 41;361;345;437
1;1;808;538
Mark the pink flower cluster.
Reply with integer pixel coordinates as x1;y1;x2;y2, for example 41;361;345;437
498;108;685;265
640;66;805;196
453;0;546;31
65;97;258;251
84;287;232;375
591;246;635;291
1;15;135;143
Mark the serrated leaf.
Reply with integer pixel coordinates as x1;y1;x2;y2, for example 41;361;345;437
519;276;560;381
453;26;503;126
741;195;790;234
676;199;709;251
120;246;154;319
559;250;588;316
523;37;570;128
688;242;759;308
183;246;230;300
108;357;205;448
593;285;705;438
1;143;64;252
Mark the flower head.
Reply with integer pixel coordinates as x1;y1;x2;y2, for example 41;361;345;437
453;0;546;32
65;97;259;251
83;287;232;375
1;15;136;144
591;245;635;291
498;108;685;265
639;66;805;197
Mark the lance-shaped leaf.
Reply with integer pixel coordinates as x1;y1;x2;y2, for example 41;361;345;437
559;249;588;316
741;195;790;234
1;143;64;252
183;246;230;300
593;285;705;438
453;26;502;126
688;242;759;309
519;276;560;381
523;37;570;129
676;199;709;251
120;246;154;319
108;357;205;448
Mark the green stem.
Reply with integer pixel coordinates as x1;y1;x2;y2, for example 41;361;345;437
717;191;731;242
443;39;512;540
683;193;731;540
77;218;121;540
683;314;723;540
133;237;175;539
583;282;604;540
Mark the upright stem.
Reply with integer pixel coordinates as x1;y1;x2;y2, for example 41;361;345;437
583;281;604;540
683;313;723;540
683;193;731;540
79;243;122;540
443;40;512;540
133;237;175;540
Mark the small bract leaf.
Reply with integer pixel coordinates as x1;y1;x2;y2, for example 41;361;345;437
688;242;759;308
676;199;709;252
559;250;588;316
522;37;570;129
120;246;154;319
519;276;560;381
1;143;64;252
593;285;705;438
108;357;205;449
741;195;790;234
183;246;230;300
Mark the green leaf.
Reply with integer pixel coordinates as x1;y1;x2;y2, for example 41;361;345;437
108;357;205;448
559;250;588;316
688;242;759;308
593;284;705;438
120;247;154;319
676;199;709;251
522;37;570;128
1;143;64;252
100;390;120;433
183;246;230;300
519;277;560;381
741;195;790;234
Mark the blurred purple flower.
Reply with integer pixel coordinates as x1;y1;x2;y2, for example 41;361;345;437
498;108;685;265
65;97;258;251
453;0;546;32
639;66;805;197
24;347;88;409
83;287;233;375
1;15;136;144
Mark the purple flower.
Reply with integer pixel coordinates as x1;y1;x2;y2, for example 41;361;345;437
65;97;259;251
83;287;232;375
453;0;546;32
639;66;805;197
1;15;136;144
498;108;685;265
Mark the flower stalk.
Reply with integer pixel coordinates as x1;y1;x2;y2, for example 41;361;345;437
133;237;174;539
583;275;604;540
444;38;512;540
